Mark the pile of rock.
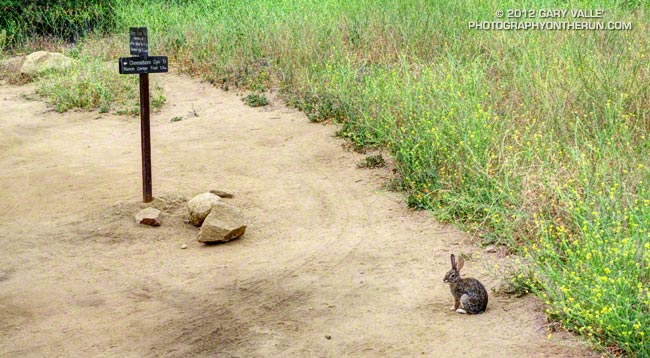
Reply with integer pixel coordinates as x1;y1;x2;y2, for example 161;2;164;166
187;190;247;243
132;190;246;244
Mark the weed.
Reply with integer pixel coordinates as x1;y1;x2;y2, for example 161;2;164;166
0;56;30;85
357;153;386;169
0;30;6;55
36;51;165;114
188;108;199;117
0;0;117;47
242;93;268;107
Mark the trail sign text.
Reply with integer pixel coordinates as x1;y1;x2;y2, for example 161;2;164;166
119;56;168;75
130;27;148;56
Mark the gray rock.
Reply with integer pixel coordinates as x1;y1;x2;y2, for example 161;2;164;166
187;192;221;226
20;51;75;75
197;201;247;243
135;207;161;226
210;189;234;198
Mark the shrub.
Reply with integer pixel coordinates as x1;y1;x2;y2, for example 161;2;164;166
0;0;117;47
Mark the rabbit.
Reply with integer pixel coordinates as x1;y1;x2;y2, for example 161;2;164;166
443;254;488;314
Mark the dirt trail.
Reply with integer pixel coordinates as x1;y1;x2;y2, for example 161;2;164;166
0;75;597;357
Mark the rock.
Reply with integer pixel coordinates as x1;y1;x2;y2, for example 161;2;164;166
197;201;247;243
135;207;161;226
181;243;188;249
20;51;75;75
485;245;497;253
210;189;234;198
187;192;221;226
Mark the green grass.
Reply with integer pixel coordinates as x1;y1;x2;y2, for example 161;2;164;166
30;37;165;115
0;30;7;55
529;183;649;354
36;52;165;114
5;0;650;355
0;0;117;47
242;93;269;107
358;153;386;169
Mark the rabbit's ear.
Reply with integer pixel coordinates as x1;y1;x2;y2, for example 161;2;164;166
450;254;457;270
457;256;464;271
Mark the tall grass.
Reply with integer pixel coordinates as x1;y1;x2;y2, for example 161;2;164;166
36;52;165;114
0;0;117;46
17;0;650;354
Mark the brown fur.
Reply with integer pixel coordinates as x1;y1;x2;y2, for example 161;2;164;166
443;254;488;314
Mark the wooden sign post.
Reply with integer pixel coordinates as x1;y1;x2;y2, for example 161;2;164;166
118;27;168;203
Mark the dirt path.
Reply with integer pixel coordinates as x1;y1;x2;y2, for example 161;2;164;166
0;75;598;357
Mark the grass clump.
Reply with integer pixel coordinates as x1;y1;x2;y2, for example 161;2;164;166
242;93;269;107
0;30;7;55
526;181;650;355
25;34;165;114
37;53;165;114
358;153;386;169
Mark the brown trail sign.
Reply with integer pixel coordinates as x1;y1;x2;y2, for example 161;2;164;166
118;27;168;203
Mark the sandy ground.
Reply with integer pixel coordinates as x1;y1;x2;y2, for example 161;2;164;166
0;74;600;357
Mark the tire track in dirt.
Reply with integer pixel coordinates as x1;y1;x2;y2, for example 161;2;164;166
167;152;374;356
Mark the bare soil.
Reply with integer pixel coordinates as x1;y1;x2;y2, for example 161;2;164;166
0;75;600;357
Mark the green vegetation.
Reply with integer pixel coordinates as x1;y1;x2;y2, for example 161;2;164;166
3;0;648;355
36;52;165;114
0;0;117;46
358;153;386;169
0;29;7;54
242;93;269;107
0;1;163;115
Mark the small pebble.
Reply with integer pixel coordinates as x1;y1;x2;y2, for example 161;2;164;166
325;335;332;340
181;244;188;249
